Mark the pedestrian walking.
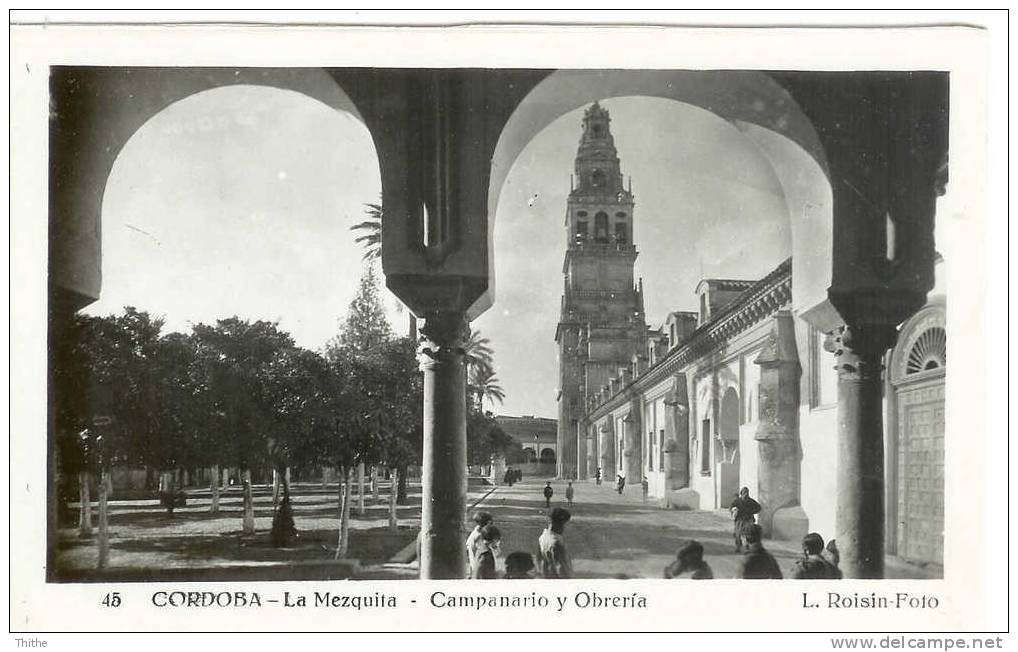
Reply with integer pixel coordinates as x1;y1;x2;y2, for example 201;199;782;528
565;481;575;506
790;532;842;579
543;481;554;508
730;486;761;552
504;552;537;579
471;525;502;580
538;507;573;579
595;467;602;485
664;540;714;579
734;524;783;579
616;473;626;495
641;477;649;503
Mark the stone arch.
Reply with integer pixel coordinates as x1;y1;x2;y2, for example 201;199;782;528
720;387;741;443
487;69;835;322
50;67;372;307
540;448;557;464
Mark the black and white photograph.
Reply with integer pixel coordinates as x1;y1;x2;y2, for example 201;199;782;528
10;12;1005;638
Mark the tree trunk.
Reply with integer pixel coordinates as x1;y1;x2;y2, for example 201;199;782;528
335;466;352;559
321;466;329;489
388;467;399;532
285;467;291;495
272;468;280;511
357;462;365;516
396;463;408;505
242;469;255;534
78;470;93;537
97;469;110;569
371;466;380;502
210;464;220;514
221;466;229;490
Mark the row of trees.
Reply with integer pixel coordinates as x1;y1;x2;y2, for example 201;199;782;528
55;260;519;556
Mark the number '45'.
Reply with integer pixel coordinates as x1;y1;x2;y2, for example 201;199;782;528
101;592;121;608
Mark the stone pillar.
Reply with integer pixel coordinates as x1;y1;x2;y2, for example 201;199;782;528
753;312;802;537
418;313;468;579
586;425;597;480
663;373;690;490
598;422;615;482
622;406;642;488
832;324;898;579
575;420;587;480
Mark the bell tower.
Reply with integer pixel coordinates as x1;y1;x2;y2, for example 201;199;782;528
556;103;646;479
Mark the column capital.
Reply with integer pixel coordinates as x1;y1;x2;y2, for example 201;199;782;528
832;324;899;381
418;312;468;368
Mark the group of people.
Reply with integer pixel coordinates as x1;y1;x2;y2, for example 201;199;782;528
542;480;575;507
502;467;523;487
663;525;842;580
661;486;842;580
465;508;573;580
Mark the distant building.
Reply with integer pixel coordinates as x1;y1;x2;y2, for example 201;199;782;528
496;415;557;476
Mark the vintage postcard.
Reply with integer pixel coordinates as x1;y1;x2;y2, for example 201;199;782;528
8;13;1007;642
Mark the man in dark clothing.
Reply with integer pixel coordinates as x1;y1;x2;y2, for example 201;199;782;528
735;524;783;579
730;486;761;552
543;481;554;508
595;467;602;485
616;474;626;495
791;532;842;579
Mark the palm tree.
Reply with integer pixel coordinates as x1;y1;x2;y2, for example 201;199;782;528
469;364;505;411
350;202;417;339
349;203;382;261
463;326;494;376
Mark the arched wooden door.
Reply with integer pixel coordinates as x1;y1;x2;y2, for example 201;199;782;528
888;304;946;565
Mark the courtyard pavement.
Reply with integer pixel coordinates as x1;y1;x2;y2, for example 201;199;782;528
442;476;939;580
56;476;938;580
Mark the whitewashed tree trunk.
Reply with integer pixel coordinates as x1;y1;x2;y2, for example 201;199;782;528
357;462;365;516
371;466;380;502
285;467;291;494
321;466;329;489
78;470;93;537
242;469;255;534
210;464;220;514
221;466;229;489
336;466;352;558
97;469;109;569
388;467;398;532
272;468;280;510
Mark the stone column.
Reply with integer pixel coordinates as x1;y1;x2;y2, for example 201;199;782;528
586;425;597;480
663;373;690;490
418;313;468;579
833;324;898;579
622;405;642;488
598;422;615;482
753;312;802;537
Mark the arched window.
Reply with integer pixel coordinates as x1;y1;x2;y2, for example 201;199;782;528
591;169;606;188
614;222;628;244
594;211;609;243
540;448;556;464
592;123;604;137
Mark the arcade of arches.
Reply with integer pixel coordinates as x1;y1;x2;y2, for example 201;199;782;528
48;67;948;579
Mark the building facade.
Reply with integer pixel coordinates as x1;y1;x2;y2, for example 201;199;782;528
571;255;946;566
555;103;647;479
496;415;558;477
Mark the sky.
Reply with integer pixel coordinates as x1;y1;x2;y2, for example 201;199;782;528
88;87;790;420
